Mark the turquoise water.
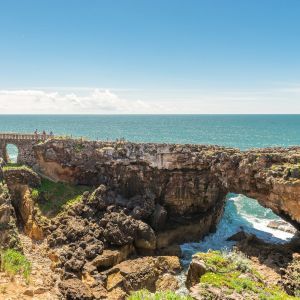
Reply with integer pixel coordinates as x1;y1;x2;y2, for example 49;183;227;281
1;114;300;149
1;115;297;256
181;194;294;267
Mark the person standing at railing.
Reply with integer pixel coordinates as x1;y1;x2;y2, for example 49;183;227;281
34;129;38;140
42;130;46;140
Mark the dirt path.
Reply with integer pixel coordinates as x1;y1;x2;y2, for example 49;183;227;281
0;234;60;300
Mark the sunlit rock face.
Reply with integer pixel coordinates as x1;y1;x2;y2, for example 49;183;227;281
33;139;300;231
3;167;44;240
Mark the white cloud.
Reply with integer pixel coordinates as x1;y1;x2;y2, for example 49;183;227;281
0;89;166;114
0;84;300;114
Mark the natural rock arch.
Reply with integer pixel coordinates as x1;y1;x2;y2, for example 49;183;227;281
0;134;298;246
32;139;300;236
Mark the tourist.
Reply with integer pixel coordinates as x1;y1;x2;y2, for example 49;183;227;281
42;130;46;140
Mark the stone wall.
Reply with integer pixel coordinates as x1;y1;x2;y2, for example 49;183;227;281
0;140;37;166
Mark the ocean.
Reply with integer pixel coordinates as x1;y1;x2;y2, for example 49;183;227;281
1;114;300;149
0;114;297;258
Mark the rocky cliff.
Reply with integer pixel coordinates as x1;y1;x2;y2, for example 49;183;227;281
34;139;300;231
1;139;300;299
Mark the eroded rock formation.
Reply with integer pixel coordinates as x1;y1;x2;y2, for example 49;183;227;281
34;139;300;230
1;138;300;299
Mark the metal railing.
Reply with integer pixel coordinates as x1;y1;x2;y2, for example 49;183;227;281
0;133;54;141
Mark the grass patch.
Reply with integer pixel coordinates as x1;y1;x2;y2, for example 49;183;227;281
201;271;262;293
127;290;193;300
32;178;92;217
0;249;31;283
2;163;32;172
197;250;298;300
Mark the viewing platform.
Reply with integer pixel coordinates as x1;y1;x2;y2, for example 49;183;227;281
0;133;54;141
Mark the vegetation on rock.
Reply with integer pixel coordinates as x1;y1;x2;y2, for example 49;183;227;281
192;250;299;300
31;178;91;217
127;290;193;300
3;163;35;173
0;249;31;283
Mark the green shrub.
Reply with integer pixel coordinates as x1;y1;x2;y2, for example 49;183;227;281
0;249;31;283
200;271;262;294
223;249;253;273
127;290;193;300
31;188;39;200
196;250;298;300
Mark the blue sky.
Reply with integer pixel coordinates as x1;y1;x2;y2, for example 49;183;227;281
0;0;300;113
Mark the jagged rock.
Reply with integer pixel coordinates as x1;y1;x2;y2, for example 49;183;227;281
65;257;85;273
59;278;93;300
34;139;300;232
85;242;104;260
134;220;156;250
155;273;179;291
186;256;207;289
127;193;155;220
91;245;135;270
100;211;139;246
12;139;300;299
87;184;113;210
103;256;182;294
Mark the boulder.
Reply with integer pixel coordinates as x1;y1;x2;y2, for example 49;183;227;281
134;221;156;250
100;211;138;246
59;278;93;300
155;273;179;291
102;256;182;295
186;256;207;289
91;245;135;270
